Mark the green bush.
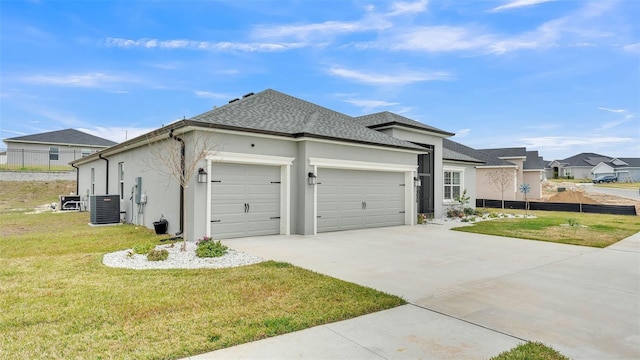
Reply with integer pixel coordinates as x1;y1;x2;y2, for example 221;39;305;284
147;249;169;261
463;207;476;216
567;218;580;227
133;242;156;255
196;237;228;258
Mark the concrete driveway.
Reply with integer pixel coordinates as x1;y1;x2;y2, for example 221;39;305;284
188;223;640;359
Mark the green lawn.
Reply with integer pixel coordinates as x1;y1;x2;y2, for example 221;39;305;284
0;180;76;214
491;342;570;360
0;211;405;359
454;210;640;248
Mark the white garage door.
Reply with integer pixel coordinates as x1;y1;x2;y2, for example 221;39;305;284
317;168;405;232
210;163;281;239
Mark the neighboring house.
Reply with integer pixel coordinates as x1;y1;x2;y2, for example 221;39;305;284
3;129;117;168
443;140;546;202
549;152;640;181
71;89;455;241
590;157;640;182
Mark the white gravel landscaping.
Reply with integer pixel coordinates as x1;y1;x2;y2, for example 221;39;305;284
102;241;264;270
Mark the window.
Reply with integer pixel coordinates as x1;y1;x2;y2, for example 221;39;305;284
443;169;462;201
91;168;95;195
81;149;91;157
49;147;59;161
118;162;125;200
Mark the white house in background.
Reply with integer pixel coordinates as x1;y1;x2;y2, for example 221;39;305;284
591;158;640;182
71;89;456;241
3;128;117;168
549;152;640;181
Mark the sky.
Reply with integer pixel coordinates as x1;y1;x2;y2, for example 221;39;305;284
1;0;639;161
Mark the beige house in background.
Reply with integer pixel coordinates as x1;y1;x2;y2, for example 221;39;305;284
443;140;546;202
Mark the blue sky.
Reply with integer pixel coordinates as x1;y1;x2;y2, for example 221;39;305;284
1;0;638;160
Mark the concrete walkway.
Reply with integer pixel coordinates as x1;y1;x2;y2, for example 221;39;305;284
184;223;640;359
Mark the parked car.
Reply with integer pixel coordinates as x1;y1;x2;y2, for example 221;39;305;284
592;175;618;183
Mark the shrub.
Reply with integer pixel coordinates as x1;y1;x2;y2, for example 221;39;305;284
196;237;228;258
567;218;579;227
133;242;156;255
147;249;169;261
463;207;476;216
488;212;499;218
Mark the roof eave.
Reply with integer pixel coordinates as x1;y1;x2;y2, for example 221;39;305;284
367;122;455;137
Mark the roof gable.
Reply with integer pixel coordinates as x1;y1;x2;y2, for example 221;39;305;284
354;111;454;136
4;129;117;147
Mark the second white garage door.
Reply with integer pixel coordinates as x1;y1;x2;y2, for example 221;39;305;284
317;168;405;232
210;163;281;239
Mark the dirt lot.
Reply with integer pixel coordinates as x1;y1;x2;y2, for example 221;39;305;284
539;181;640;214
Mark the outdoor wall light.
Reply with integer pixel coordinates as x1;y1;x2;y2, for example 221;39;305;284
197;168;208;183
414;176;422;187
308;172;317;185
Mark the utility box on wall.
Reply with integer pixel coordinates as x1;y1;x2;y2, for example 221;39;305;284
90;195;120;225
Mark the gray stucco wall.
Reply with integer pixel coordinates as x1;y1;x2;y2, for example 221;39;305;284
76;128;427;241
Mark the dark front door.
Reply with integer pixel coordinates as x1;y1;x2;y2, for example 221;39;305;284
417;149;434;216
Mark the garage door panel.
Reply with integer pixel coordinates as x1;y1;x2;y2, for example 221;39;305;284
210;163;281;239
318;168;406;232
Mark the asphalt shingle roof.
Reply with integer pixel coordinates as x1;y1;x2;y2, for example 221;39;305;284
524;150;547;170
189;89;426;151
354;112;454;136
554;152;611;167
4;129;117;147
616;158;640;167
442;139;485;163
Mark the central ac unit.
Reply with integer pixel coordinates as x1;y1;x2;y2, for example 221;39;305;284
90;195;120;225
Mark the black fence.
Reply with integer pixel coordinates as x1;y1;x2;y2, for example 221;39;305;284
476;199;637;216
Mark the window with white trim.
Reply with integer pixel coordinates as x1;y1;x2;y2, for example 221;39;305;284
443;170;462;201
81;149;91;157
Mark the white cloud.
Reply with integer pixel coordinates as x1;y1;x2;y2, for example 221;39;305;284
596;107;636;130
388;0;429;16
388;26;494;52
328;66;452;85
342;98;399;109
490;0;555;13
21;72;126;88
78;126;156;143
597;107;625;114
251;0;427;41
194;91;232;100
453;128;471;138
106;37;309;52
623;42;640;53
520;135;634;150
